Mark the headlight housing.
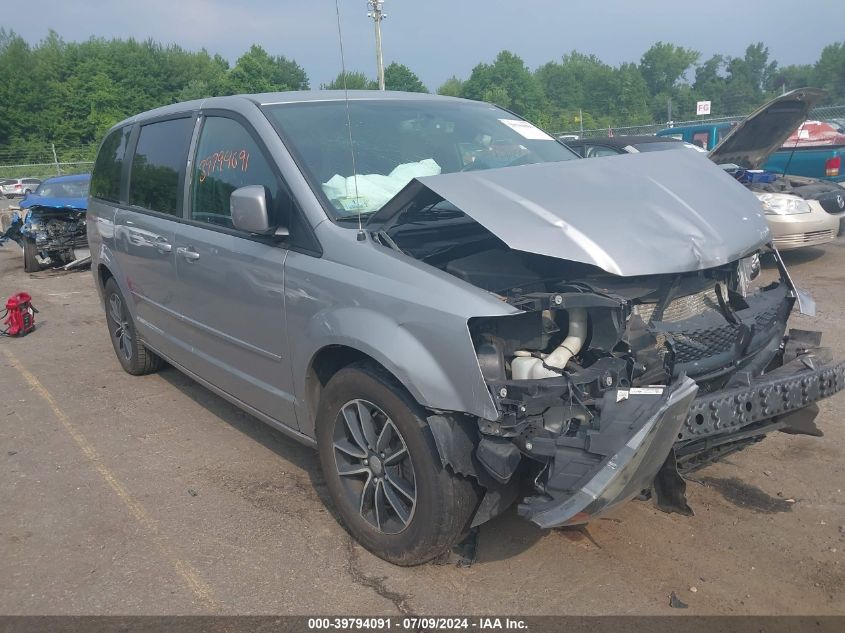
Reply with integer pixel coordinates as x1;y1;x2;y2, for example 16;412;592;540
756;193;811;215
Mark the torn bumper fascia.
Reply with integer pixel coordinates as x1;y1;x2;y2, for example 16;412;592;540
519;377;698;528
515;349;845;529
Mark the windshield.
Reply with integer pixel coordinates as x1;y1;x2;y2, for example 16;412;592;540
263;99;578;218
34;179;89;198
633;141;707;153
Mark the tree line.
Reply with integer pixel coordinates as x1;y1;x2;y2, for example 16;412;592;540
1;28;843;156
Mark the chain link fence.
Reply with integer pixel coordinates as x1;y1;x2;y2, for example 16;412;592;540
553;104;845;139
0;144;96;181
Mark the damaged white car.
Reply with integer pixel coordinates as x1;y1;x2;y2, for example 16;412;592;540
88;92;845;566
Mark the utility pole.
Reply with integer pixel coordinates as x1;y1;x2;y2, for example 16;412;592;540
51;143;61;176
667;97;673;127
367;0;386;90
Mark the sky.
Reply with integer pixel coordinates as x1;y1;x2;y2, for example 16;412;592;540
4;0;842;90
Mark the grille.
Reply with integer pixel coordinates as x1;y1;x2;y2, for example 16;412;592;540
672;324;739;363
633;285;782;366
773;230;835;248
634;287;719;324
754;304;780;330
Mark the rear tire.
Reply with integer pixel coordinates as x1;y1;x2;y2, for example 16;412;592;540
316;362;480;566
22;238;41;272
103;278;162;375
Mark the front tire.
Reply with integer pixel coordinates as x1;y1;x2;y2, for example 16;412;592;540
103;278;162;375
316;363;480;566
22;238;41;272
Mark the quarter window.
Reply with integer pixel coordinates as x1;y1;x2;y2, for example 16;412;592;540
91;126;131;202
586;145;622;157
191;116;290;230
691;131;710;149
129;118;194;215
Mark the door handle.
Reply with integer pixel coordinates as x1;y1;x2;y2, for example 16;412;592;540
176;246;201;262
153;237;172;253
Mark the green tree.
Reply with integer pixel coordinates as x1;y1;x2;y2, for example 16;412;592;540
611;62;651;123
225;44;308;94
814;42;845;102
320;71;377;90
693;54;726;110
460;51;545;119
721;43;778;113
536;52;612;113
536;53;649;130
437;75;463;97
768;64;815;95
0;33;307;153
176;79;214;102
639;42;699;95
383;62;427;92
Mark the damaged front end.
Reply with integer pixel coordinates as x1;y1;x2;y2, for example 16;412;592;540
369;151;845;530
468;252;844;528
22;205;89;267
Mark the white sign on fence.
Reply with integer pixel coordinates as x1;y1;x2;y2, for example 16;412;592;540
696;101;712;116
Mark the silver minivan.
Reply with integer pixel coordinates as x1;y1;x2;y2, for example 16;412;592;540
2;177;41;198
88;91;844;565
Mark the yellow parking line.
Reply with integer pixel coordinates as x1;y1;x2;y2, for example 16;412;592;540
2;347;218;610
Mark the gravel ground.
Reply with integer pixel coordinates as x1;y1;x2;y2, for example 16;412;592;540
1;202;843;615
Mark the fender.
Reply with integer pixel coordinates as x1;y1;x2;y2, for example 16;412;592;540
296;305;499;437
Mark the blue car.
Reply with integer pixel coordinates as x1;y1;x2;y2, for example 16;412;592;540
18;173;90;271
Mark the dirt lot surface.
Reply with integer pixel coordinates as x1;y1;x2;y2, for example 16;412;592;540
1;204;844;615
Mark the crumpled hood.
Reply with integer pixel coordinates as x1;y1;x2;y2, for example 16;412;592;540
20;196;87;212
709;88;826;169
370;149;770;277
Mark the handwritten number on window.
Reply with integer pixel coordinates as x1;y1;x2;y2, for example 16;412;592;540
198;149;250;183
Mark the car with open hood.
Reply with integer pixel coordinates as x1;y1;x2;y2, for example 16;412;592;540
87;91;845;566
704;89;845;250
17;173;90;271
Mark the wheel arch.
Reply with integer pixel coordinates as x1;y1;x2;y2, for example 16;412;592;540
97;262;114;292
305;344;415;438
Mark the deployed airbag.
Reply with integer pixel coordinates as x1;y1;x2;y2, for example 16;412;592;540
322;158;441;214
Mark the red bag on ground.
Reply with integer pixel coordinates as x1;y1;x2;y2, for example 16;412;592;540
2;292;37;337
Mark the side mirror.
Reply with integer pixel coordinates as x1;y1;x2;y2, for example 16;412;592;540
230;185;289;237
231;185;270;233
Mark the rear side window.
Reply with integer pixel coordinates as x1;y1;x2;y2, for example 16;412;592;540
129;118;194;215
191;116;291;230
691;131;709;149
91;126;131;202
585;145;622;158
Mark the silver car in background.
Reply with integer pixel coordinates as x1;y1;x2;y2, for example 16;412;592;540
2;177;41;198
87;91;845;565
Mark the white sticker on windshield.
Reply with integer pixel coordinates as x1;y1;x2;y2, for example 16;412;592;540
335;196;369;213
498;119;554;141
629;386;665;395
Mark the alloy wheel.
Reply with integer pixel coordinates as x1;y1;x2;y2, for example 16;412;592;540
108;293;133;362
332;399;417;534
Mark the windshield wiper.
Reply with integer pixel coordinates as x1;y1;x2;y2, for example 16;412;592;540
374;228;405;254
